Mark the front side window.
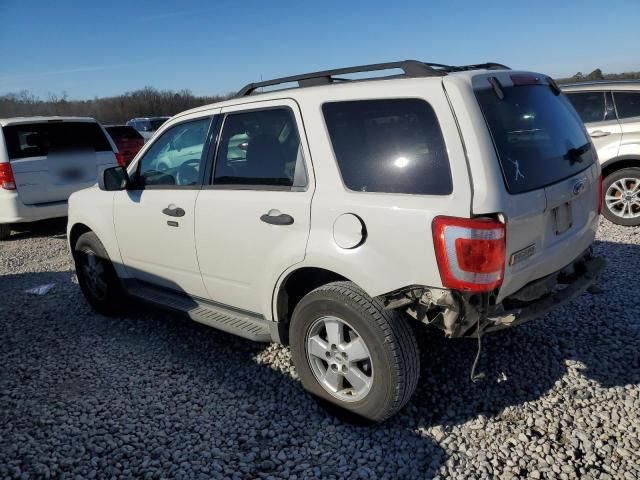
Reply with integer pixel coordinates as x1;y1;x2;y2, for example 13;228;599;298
322;99;452;195
614;92;640;119
136;117;211;187
565;92;606;123
213;108;306;188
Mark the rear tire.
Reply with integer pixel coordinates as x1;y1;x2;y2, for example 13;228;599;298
289;281;420;422
0;224;10;240
74;231;126;315
602;168;640;226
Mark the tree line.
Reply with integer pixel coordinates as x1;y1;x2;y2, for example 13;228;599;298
555;69;640;84
1;69;639;124
0;87;233;125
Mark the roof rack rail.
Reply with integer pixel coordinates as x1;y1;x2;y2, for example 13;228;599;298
235;60;510;97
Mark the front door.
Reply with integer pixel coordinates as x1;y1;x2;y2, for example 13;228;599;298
194;100;314;315
114;116;213;297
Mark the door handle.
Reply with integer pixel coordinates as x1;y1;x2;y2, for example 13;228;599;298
162;205;186;217
260;210;294;226
589;130;611;138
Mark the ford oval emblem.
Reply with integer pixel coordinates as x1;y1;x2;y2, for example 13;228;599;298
572;179;586;196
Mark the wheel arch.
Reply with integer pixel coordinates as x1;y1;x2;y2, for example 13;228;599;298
273;266;349;343
601;156;640;179
68;222;92;254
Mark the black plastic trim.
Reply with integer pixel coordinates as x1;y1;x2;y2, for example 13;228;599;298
236;60;510;97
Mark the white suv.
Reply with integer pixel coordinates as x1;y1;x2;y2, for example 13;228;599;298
67;61;605;421
0;117;117;240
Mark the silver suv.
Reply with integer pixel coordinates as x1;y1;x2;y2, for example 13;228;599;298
563;81;640;226
68;61;605;421
126;117;170;142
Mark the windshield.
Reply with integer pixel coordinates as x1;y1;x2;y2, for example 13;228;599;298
476;84;594;194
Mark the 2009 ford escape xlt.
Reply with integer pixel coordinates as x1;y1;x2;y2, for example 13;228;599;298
67;61;605;421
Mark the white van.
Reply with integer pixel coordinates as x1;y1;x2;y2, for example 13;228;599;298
0;117;118;240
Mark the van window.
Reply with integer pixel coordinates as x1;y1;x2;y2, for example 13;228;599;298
3;122;111;160
476;85;594;194
322;99;452;195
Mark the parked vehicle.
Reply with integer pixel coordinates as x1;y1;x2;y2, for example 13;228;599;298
105;125;144;167
563;81;640;226
0;117;117;240
68;61;605;421
126;117;170;142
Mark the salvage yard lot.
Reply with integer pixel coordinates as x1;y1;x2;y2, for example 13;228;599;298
1;220;639;480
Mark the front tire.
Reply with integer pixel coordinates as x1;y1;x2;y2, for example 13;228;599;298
74;231;126;315
289;281;420;422
602;168;640;226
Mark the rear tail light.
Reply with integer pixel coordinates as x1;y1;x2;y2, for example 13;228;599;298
597;174;603;215
432;216;506;292
115;152;127;167
0;163;17;190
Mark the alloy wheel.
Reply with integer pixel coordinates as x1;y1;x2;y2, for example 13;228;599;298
305;315;374;402
605;177;640;219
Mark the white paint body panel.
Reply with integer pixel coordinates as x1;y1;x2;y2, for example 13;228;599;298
113;188;208;297
195;100;314;315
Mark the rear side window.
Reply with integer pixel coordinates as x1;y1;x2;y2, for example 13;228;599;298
565;92;606;123
476;85;594;194
213;108;306;189
106;126;143;140
3;122;111;160
322;99;452;195
614;92;640;119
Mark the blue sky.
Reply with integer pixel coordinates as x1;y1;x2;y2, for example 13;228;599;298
1;0;638;99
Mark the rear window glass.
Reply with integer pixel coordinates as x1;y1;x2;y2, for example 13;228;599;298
106;126;143;140
476;85;594;194
322;99;452;195
614;92;640;119
3;122;111;160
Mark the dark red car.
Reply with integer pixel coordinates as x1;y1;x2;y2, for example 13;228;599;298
105;125;144;167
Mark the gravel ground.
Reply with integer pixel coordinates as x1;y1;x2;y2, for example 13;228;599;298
1;218;639;480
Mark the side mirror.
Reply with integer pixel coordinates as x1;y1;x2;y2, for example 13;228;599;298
99;166;129;191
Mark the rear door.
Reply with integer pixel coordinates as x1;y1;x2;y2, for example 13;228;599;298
565;90;621;162
2;121;116;205
613;91;640;159
194;100;313;315
473;76;600;300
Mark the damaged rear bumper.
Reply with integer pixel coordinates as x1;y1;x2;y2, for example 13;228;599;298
478;252;606;335
382;249;606;338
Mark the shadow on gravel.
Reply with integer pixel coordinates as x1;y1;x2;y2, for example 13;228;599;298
4;217;68;242
1;239;639;478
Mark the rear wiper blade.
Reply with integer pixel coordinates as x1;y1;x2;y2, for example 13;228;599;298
564;142;591;164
